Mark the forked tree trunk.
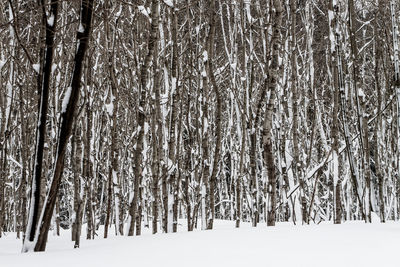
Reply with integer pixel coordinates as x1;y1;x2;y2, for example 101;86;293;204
334;1;364;221
128;0;159;236
34;0;94;251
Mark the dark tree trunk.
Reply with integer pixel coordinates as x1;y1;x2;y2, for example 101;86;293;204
22;0;59;252
34;0;94;251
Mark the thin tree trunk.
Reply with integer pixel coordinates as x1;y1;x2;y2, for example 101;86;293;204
22;0;59;252
206;0;222;230
328;0;342;225
263;0;283;227
373;1;385;221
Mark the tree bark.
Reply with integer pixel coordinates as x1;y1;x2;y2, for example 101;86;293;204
263;0;283;227
34;0;94;251
23;0;59;252
128;0;159;236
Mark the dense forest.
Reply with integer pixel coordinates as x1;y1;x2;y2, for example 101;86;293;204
0;0;400;252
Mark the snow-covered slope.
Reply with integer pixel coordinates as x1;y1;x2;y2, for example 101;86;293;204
1;221;399;267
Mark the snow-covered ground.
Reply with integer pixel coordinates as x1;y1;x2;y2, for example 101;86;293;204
1;220;399;267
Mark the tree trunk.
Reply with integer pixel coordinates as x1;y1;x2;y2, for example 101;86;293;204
128;0;159;236
22;0;59;252
206;0;222;230
263;0;283;227
34;0;94;251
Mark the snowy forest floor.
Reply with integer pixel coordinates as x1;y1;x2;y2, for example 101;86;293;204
1;220;399;267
